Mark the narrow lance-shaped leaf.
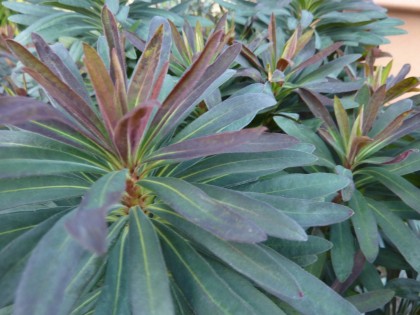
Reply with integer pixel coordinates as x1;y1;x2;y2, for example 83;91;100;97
362;85;386;134
65;170;128;255
196;184;308;241
139;177;266;243
292;42;343;74
113;103;157;163
6;40;107;145
31;33;91;105
93;227;130;315
157;223;262;315
13;217;125;315
127;25;165;109
84;43;120;136
150;205;304;300
128;207;174;315
0;96;67;126
297;88;337;130
385;77;420;102
333;96;350;147
102;6;127;85
346;290;395;313
159;29;222;113
368;199;420;273
146;128;298;163
349;190;379;263
361;168;420;214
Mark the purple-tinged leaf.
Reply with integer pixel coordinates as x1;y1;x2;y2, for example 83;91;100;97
214;13;228;33
154;41;241;141
146;127;281;163
385;77;420;103
158;30;223;115
6;40;107;144
148;17;172;77
150;61;169;100
268;13;277;62
298;88;337;130
382;149;419;165
84;43;121;137
183;20;195;52
102;6;127;86
388;64;410;88
280;27;299;69
140;177;267;243
168;19;191;64
31;33;91;105
363;85;386;134
372;111;411;145
240;44;265;72
65;170;127;255
292;42;343;74
0;96;64;125
127;25;165;109
125;30;146;52
113;102;157;162
111;48;128;115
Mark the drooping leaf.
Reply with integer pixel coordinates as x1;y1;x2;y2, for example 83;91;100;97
247;192;354;227
13;215;109;315
157;223;264;315
349;190;379;263
196;184;307;241
93;227;129;315
330;221;356;282
263;246;361;315
0;175;89;211
209;261;287;315
154;206;304;298
346;290;394;313
368;200;420;273
361;168;420;214
140;177;266;243
65;170;127;255
0;212;65;308
237;173;350;199
128;207;174;315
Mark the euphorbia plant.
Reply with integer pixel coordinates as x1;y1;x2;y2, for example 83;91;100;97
275;59;420;313
0;8;361;315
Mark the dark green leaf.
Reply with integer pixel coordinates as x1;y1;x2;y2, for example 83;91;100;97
266;236;332;258
361;168;420;214
0;212;65;308
65;170;127;255
247;193;354;227
330;221;356;282
128;207;174;315
93;227;129;315
0;175;89;211
158;223;262;315
196;184;307;241
237;173;350;199
263;246;361;315
140;177;266;243
349;190;379;262
151;205;303;300
346;289;394;313
386;278;420;301
368;200;420;273
209;261;287;315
